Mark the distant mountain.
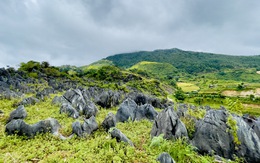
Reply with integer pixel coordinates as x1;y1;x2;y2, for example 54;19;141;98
106;48;260;74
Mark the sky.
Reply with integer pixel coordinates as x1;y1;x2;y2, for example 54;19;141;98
0;0;260;68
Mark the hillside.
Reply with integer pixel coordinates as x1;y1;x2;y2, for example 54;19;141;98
106;48;260;74
128;61;178;82
1;60;260;162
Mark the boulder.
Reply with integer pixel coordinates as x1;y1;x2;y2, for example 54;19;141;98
17;97;40;106
95;90;122;108
192;109;260;162
52;96;68;106
0;81;9;88
0;88;22;100
102;112;116;131
151;107;188;140
60;103;79;119
96;91;110;108
82;116;98;135
7;105;27;123
115;98;137;122
109;128;133;146
36;88;55;101
157;152;175;163
82;100;98;118
233;115;260;162
134;93;148;105
63;89;86;113
134;104;158;121
72;116;98;137
176;103;189;118
5;118;61;138
191;109;235;159
127;92;168;109
72;121;84;137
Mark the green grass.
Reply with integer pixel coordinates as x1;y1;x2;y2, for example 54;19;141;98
81;59;114;71
177;82;200;92
0;94;232;163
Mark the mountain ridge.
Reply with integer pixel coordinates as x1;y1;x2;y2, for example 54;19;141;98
106;48;260;74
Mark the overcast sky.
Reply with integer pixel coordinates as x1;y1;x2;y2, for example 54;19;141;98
0;0;260;68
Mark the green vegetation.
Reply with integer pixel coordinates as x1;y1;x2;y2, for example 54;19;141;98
129;61;178;81
1;96;219;163
181;107;206;138
107;48;260;74
177;82;199;92
19;60;63;78
226;115;241;148
174;88;186;101
2;47;260;162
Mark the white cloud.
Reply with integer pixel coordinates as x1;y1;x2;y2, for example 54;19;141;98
0;0;260;67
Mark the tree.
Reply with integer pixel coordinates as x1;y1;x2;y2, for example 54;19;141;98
175;88;186;101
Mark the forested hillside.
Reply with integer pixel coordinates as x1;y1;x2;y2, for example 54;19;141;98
106;48;260;74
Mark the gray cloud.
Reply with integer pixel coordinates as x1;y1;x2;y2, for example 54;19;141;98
0;0;260;68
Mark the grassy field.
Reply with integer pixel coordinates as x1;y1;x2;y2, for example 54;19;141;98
0;95;221;163
177;83;200;92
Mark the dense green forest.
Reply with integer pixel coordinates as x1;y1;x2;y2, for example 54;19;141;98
106;48;260;74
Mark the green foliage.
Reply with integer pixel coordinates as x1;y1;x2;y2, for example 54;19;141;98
148;136;215;163
181;107;206;138
203;69;260;83
226;115;241;147
150;134;164;148
19;60;41;72
175;88;186;101
107;48;260;74
187;108;206;120
18;61;62;78
225;98;243;115
0;93;243;162
180;117;196;139
237;83;245;90
129;61;178;81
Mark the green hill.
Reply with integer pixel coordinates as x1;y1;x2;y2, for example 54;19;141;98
128;61;178;81
106;48;260;74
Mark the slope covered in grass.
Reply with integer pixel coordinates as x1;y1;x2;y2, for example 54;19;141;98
129;61;178;81
0;96;219;163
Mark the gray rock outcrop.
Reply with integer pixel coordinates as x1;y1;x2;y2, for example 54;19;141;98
102;112;116;131
157;152;175;163
17;97;40;106
116;98;137;122
233;115;260;162
72;116;98;137
151;107;188;139
191;109;234;159
60;103;79;119
134;104;158;121
5;118;61;138
7;105;27;123
192;109;260;162
109;128;133;146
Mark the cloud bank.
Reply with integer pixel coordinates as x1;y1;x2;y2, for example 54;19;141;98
0;0;260;67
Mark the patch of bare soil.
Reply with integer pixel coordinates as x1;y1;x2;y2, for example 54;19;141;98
257;71;260;74
243;104;260;109
222;88;260;97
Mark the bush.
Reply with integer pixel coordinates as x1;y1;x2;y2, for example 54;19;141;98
175;88;186;101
